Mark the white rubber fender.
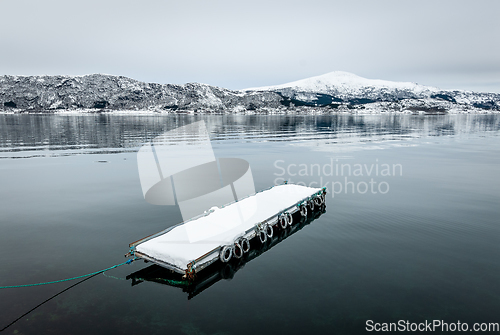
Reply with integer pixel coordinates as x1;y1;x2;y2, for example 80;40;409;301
220;245;233;263
259;229;267;243
240;237;251;253
300;204;307;217
279;214;288;229
308;199;315;211
233;242;243;259
265;224;273;238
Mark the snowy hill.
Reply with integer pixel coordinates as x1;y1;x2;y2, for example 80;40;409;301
0;72;499;113
0;74;281;112
244;71;499;112
246;71;436;94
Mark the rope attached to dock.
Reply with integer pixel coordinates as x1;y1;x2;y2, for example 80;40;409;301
0;258;137;289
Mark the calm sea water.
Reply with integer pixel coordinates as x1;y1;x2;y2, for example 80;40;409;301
0;114;499;334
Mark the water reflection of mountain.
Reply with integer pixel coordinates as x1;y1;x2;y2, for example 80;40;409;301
126;204;326;300
0;114;499;158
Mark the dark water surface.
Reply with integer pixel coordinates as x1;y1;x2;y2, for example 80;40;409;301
0;114;499;334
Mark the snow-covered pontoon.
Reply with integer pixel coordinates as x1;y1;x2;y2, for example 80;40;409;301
127;204;326;299
127;184;327;280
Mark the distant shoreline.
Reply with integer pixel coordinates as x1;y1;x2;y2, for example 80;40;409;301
1;106;498;115
2;73;499;114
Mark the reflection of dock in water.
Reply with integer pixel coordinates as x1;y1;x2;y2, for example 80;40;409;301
126;204;326;300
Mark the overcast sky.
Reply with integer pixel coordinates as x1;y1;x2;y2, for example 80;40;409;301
1;0;499;92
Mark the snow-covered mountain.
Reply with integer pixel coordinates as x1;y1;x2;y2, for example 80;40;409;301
0;72;498;113
246;71;436;94
0;74;282;112
244;71;499;112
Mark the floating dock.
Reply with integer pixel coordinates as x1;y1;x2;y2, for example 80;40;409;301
126;205;326;299
127;183;327;280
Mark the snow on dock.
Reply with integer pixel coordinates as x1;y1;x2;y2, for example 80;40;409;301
128;184;326;278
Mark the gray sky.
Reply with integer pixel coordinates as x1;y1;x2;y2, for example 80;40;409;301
1;0;499;92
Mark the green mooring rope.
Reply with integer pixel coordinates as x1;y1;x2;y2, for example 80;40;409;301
0;258;137;289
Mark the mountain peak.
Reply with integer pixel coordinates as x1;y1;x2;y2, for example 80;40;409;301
244;71;437;94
